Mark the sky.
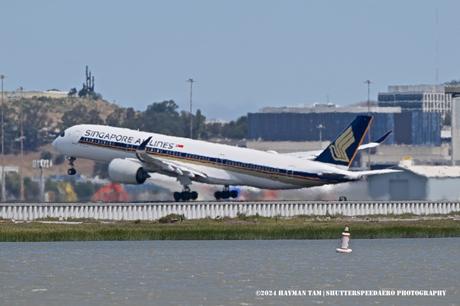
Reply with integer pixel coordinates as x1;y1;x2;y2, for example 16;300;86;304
1;0;460;120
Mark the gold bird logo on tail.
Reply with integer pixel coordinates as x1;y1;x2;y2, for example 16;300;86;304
329;127;355;162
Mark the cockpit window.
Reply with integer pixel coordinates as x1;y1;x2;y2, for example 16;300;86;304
60;131;65;137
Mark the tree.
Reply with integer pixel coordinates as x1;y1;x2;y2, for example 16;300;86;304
201;121;223;139
444;79;460;85
5;172;20;199
88;109;104;124
41;150;53;160
74;181;96;202
61;104;88;128
93;162;109;178
221;116;247;139
61;104;103;129
106;107;140;128
141;100;184;136
53;154;65;165
68;88;77;97
19;99;51;152
193;109;206;139
106;108;125;127
24;177;40;201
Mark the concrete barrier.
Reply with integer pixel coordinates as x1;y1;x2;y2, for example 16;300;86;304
0;201;459;221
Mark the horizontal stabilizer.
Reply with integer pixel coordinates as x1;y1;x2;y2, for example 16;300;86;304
376;130;392;143
358;130;392;150
347;168;402;180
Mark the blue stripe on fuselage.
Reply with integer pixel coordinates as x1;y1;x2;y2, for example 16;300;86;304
78;136;350;184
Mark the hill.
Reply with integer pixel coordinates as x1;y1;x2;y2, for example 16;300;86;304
1;95;247;181
5;95;120;133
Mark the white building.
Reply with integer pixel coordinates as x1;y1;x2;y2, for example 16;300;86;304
379;84;452;119
368;159;460;201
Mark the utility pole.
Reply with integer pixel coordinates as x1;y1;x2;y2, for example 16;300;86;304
18;86;25;201
0;75;5;202
187;78;194;139
364;80;372;169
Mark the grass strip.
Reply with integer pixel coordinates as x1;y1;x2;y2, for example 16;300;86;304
0;216;459;242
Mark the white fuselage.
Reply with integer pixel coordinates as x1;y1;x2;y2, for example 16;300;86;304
52;124;353;189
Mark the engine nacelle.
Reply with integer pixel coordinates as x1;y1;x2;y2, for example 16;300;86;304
108;158;150;184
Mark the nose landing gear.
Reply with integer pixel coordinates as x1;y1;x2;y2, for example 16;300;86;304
67;156;77;175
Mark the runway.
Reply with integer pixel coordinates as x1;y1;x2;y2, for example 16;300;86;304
0;200;459;221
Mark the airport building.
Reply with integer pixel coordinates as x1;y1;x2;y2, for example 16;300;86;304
247;104;441;145
368;159;460;201
445;85;460;165
378;84;452;119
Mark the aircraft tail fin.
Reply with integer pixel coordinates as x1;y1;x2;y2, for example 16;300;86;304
314;115;373;168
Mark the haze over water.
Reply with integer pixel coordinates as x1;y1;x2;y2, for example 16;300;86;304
0;239;458;305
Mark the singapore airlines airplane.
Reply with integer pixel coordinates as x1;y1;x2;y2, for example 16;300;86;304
52;115;396;201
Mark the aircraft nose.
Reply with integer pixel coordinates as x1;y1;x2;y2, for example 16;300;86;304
52;137;60;151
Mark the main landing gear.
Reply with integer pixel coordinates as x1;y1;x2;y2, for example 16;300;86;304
67;156;77;176
173;186;198;202
214;185;238;200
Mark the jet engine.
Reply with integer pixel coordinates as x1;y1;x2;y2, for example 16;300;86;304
108;158;150;184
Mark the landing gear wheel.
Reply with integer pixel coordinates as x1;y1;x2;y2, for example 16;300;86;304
173;189;199;201
230;190;238;198
190;191;198;200
181;191;190;201
215;191;231;200
222;191;230;199
215;185;239;200
174;192;181;202
66;156;77;176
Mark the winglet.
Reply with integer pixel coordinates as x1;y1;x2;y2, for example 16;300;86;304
375;130;392;143
137;136;152;152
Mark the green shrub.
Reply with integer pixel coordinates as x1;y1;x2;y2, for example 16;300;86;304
158;214;185;224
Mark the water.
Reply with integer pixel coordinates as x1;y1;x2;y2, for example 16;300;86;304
0;239;458;306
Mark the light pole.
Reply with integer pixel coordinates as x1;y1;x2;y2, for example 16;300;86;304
364;80;372;169
32;159;53;202
187;78;194;139
0;75;5;202
317;124;324;143
18;86;24;201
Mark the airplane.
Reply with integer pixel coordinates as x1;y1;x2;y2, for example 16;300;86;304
52;115;398;201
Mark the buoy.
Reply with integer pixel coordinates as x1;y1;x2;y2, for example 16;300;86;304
336;226;352;254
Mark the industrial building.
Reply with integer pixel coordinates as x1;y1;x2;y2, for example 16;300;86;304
368;159;460;201
247;104;441;145
393;111;442;145
378;84;452;119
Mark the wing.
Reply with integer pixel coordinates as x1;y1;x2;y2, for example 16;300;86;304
135;137;207;179
282;130;392;160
